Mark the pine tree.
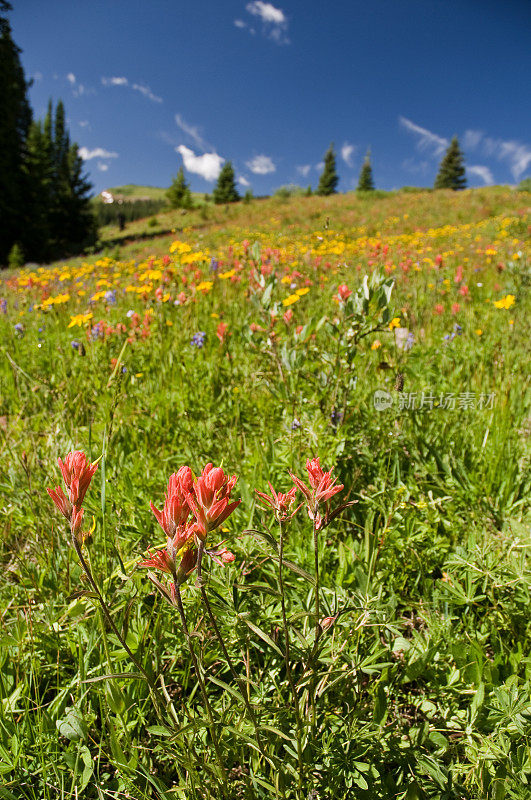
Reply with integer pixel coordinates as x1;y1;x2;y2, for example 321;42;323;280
0;2;32;264
213;161;240;204
167;166;192;209
357;149;375;191
317;144;338;195
434;137;466;190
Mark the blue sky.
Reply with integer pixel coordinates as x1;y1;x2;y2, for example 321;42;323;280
10;0;531;196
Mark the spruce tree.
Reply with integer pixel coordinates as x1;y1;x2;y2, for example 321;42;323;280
317;144;338;195
167;166;192;209
434;136;466;190
357;149;375;191
0;2;32;264
213;161;240;204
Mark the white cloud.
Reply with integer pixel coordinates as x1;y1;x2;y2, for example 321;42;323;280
399;116;448;157
247;1;285;23
67;72;76;85
315;161;324;171
483;137;531;180
234;19;246;28
132;83;162;103
79;147;119;160
341;142;356;167
102;76;129;86
245;1;289;43
177;145;224;181
174;114;207;150
297;165;311;177
246;154;276;174
97;162;109;172
468;165;494;185
238;175;251;187
463;130;483;151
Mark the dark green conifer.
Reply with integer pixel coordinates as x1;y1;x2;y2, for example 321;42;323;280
0;2;32;263
434;136;467;190
167;166;192;209
357;149;375;191
316;144;339;195
213;161;240;204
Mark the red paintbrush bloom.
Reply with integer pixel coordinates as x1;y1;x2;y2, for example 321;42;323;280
216;321;228;343
337;284;352;301
187;463;241;541
289;457;344;529
47;485;72;520
255;483;299;520
57;451;98;509
150;466;194;540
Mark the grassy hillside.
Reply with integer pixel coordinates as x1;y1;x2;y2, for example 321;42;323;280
0;187;530;799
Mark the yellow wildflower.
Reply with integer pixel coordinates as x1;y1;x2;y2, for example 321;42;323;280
296;287;309;296
68;312;93;328
389;317;401;330
282;294;300;307
493;294;515;310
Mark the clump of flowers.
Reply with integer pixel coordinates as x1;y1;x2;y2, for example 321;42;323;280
289;457;345;530
139;463;239;603
191;331;206;348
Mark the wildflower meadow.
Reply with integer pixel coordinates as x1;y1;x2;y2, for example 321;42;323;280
0;187;530;799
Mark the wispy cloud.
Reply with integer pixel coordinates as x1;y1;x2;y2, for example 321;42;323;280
401;157;429;176
102;76;129;86
483;137;531;180
32;71;43;82
101;76;162;103
341;142;356;167
246;154;276;174
67;72;76;85
463;129;483;151
399;116;448;157
176;145;224;181
238;175;251;187
239;2;289;44
297;165;311;178
468;165;494;185
97;163;109;172
66;72;92;98
174;114;208;150
79;147;119;160
132;83;162;103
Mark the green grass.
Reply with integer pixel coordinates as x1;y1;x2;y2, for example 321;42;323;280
0;188;529;799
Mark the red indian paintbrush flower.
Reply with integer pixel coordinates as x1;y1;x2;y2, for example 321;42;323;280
149;466;194;539
47;450;98;543
289;457;344;530
255;483;299;521
186;463;241;541
57;450;99;508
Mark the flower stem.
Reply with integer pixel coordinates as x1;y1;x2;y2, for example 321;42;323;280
174;585;229;791
278;519;305;797
73;537;167;725
196;542;265;756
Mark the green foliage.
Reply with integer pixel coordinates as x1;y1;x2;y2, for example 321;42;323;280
0;6;32;264
357;148;375;191
166;166;193;209
518;177;531;192
434;136;467;190
7;242;23;268
0;188;529;798
317;144;339;195
213;161;240;204
93;197;168;226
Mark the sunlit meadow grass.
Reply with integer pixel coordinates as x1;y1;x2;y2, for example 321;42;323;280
0;187;529;799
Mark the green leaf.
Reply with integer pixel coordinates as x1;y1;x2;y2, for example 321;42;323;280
240;617;284;657
56;707;88;742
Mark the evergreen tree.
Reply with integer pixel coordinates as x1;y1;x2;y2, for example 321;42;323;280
357;149;375;191
317;144;338;195
213;161;240;204
434;136;467;190
0;2;32;264
167;166;192;209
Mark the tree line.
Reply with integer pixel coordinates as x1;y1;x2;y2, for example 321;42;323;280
167;139;468;209
0;2;95;267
